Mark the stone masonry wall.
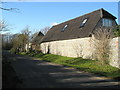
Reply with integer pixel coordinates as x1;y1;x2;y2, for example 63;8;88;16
40;37;120;69
109;37;120;68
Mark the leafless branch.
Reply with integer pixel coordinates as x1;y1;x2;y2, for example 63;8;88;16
0;7;20;13
90;27;113;64
0;20;10;32
40;26;50;35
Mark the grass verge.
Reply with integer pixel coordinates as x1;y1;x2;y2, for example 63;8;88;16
19;52;120;80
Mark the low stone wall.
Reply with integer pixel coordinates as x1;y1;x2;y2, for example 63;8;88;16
40;37;120;69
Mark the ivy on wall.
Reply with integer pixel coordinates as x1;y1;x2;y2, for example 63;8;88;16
113;25;120;37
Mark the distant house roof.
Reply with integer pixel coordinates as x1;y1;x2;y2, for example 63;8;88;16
31;32;44;44
41;8;117;43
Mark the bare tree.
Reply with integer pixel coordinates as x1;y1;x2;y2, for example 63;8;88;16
0;20;10;32
0;2;20;32
90;27;113;64
40;26;50;35
0;7;17;11
0;2;19;12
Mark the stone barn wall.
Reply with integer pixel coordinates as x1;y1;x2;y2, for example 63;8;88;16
109;37;120;68
40;37;120;69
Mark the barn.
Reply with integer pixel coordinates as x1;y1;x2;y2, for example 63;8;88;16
40;8;119;68
31;31;44;51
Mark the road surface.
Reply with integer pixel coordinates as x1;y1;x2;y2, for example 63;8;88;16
4;51;119;88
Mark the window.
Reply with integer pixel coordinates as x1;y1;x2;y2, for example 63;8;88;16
80;18;88;27
62;25;68;31
102;18;113;27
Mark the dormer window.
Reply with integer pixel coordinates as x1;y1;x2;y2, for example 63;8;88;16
80;18;88;27
62;25;68;31
102;18;113;27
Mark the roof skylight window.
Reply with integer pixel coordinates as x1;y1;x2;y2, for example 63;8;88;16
80;18;88;27
62;25;68;31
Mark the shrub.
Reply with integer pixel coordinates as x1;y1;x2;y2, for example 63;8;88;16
113;25;120;37
90;27;113;64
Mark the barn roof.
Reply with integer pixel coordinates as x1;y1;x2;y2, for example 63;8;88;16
41;8;117;43
31;32;44;44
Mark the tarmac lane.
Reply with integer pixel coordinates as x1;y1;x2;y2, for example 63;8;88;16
4;51;119;88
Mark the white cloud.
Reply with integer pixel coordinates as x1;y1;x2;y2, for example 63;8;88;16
51;22;58;26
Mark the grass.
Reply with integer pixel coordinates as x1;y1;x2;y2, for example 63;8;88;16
19;52;120;80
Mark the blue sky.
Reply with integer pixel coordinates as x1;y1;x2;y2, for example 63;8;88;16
2;2;118;34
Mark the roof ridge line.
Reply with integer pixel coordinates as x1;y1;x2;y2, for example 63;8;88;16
100;8;103;18
53;8;102;27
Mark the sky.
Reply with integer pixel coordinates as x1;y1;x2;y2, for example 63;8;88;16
1;2;119;34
